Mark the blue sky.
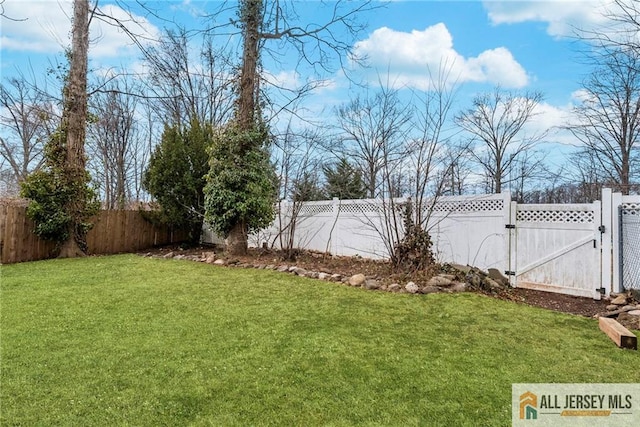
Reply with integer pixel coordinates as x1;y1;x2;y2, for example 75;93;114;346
0;1;616;148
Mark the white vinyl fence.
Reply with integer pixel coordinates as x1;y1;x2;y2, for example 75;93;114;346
202;189;638;300
247;193;511;272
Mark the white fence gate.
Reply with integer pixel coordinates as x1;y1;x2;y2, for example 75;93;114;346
509;202;603;299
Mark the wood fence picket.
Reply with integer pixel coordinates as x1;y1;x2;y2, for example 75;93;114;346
0;204;189;264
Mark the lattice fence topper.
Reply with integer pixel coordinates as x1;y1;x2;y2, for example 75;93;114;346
516;208;595;223
621;202;640;215
298;203;333;216
431;198;504;213
339;202;385;214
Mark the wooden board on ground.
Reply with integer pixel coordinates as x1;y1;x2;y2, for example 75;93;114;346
598;317;638;350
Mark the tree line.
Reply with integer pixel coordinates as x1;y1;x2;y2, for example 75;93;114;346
1;0;639;256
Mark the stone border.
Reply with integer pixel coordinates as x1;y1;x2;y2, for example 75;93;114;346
140;250;513;296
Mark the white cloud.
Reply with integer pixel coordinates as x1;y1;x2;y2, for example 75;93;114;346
527;101;576;146
1;0;160;59
353;24;529;89
483;0;613;38
264;70;302;91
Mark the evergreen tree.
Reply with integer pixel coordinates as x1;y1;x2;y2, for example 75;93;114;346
323;158;367;199
143;119;211;244
292;171;325;202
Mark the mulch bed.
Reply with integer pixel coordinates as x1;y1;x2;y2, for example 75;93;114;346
142;245;611;318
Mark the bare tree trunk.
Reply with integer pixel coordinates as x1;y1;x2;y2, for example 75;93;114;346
237;0;260;132
225;221;248;256
59;0;90;258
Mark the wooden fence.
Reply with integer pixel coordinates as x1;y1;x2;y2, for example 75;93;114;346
0;203;189;264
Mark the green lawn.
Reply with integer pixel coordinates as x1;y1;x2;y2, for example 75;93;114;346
1;255;638;426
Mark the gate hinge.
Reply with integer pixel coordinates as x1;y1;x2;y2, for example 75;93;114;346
598;225;606;233
505;224;516;229
596;287;606;295
504;270;516;276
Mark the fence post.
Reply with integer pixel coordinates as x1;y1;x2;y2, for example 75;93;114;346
508;200;517;287
611;191;623;293
601;188;613;295
331;198;339;255
501;192;513;284
592;199;603;300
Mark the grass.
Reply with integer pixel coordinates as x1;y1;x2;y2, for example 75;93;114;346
1;255;639;426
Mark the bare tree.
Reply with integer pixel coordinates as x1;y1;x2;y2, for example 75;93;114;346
375;67;461;270
143;28;236;128
87;78;144;208
455;87;546;193
569;46;640;195
0;76;58;192
407;64;461;225
335;82;412;198
508;150;549;203
271;124;325;260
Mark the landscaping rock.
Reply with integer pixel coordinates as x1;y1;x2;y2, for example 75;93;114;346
348;273;366;287
617;312;640;330
388;283;401;292
331;273;343;282
163;251;175;258
420;285;440;294
487;268;509;286
213;259;225;265
277;265;289;272
450;282;467;293
450;263;472;274
292;267;308;276
364;279;380;290
628;310;640;316
482;277;503;293
465;272;482;288
318;272;330;280
427;275;454;287
405;282;419;294
606;304;619;311
288;266;298;273
611;295;628;305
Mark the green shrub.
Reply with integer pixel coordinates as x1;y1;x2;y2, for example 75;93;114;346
204;123;277;237
20;129;99;253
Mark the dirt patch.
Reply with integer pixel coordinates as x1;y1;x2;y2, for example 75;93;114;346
141;245;611;318
501;287;609;318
